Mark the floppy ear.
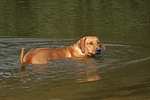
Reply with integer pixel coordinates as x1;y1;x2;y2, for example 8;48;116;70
100;42;106;50
77;37;87;53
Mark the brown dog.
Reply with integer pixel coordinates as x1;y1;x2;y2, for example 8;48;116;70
20;36;105;67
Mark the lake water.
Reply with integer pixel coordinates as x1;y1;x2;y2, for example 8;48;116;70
0;0;150;100
0;37;150;100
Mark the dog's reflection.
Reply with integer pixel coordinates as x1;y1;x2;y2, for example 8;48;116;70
20;57;103;84
75;57;103;83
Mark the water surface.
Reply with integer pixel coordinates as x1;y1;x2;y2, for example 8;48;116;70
0;0;150;100
0;37;150;100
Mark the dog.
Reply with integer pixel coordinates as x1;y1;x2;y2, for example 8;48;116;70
20;36;105;67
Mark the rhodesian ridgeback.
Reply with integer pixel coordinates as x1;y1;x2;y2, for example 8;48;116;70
20;36;105;67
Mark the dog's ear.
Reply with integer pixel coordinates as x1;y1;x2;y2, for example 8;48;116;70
100;42;106;50
77;37;87;53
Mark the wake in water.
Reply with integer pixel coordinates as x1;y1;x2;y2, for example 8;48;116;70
122;56;150;66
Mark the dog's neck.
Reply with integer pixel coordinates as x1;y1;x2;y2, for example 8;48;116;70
68;44;85;57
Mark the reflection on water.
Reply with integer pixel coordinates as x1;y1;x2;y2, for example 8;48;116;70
20;57;103;84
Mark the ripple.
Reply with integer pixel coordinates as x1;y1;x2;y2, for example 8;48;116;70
122;56;150;66
0;38;150;97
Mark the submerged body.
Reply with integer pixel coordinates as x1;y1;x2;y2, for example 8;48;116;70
20;36;105;67
22;46;84;66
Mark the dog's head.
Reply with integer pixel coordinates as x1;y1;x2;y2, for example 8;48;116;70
77;36;105;56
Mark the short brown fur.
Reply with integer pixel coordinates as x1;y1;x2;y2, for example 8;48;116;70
20;36;105;67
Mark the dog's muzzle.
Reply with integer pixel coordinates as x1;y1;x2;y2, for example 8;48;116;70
88;48;101;56
96;48;101;54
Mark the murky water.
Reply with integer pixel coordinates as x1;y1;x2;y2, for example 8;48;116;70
0;0;150;99
0;37;150;100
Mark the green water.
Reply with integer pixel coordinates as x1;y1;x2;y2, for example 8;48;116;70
0;0;149;38
0;0;150;100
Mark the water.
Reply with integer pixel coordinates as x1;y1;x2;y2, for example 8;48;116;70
0;37;150;100
0;0;150;100
0;0;149;38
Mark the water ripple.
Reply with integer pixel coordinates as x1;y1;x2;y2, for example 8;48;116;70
0;38;150;96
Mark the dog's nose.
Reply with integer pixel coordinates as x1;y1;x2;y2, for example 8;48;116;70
97;48;101;52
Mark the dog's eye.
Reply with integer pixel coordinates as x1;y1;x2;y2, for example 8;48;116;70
97;41;100;44
89;42;93;45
